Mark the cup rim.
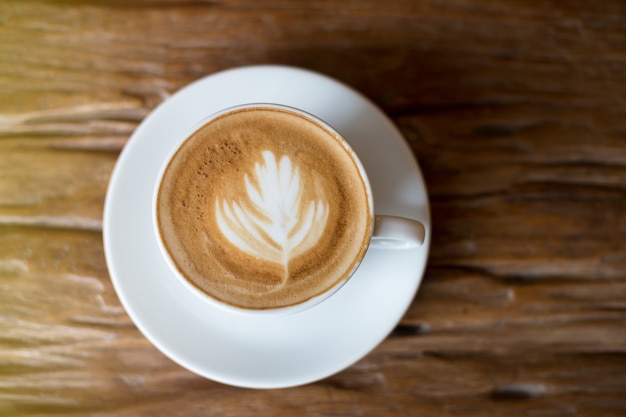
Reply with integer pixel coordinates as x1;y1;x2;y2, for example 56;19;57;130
151;103;375;316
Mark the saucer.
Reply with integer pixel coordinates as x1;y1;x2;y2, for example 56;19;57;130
103;65;431;389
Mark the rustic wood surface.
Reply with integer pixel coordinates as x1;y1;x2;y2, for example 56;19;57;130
1;0;625;415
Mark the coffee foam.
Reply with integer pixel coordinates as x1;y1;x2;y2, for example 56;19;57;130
215;150;330;269
157;107;371;309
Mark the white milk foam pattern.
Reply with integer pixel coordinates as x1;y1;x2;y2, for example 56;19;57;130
216;150;329;284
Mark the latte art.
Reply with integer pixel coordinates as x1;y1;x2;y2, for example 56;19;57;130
216;151;329;284
156;106;372;310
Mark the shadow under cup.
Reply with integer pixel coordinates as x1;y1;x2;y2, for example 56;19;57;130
153;104;425;316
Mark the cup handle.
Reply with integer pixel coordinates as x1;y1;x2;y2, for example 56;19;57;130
370;215;425;249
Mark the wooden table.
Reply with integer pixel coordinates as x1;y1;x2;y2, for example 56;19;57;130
2;1;625;415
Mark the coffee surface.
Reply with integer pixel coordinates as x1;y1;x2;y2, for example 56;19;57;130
156;107;371;309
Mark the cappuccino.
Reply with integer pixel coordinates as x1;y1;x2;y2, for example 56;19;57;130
156;106;372;310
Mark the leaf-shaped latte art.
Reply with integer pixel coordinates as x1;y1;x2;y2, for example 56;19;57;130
216;151;329;284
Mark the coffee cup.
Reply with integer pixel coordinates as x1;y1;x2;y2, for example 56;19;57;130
153;104;425;315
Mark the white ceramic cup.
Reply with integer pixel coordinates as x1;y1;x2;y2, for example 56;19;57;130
153;104;425;316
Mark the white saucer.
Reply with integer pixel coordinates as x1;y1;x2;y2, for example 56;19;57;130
103;65;431;389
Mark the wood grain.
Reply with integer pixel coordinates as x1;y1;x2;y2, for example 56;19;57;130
1;0;625;416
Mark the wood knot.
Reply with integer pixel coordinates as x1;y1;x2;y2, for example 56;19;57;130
491;383;547;401
391;323;431;337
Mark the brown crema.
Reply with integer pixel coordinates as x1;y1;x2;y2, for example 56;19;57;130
156;107;371;309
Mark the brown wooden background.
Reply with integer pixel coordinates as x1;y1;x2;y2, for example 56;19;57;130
1;1;625;416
